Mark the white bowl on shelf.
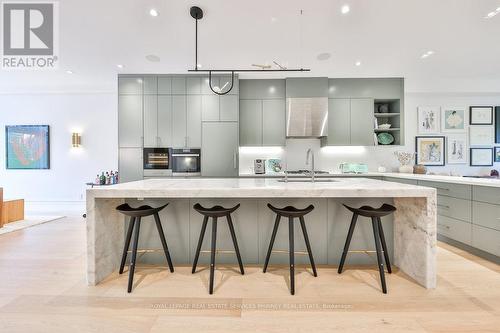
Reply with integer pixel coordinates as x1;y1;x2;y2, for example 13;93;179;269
378;123;392;130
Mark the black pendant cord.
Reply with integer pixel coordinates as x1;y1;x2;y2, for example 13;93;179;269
195;18;198;71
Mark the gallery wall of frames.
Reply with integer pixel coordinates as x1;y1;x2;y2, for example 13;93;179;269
416;106;500;167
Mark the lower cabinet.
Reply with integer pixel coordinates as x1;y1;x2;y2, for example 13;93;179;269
437;215;472;245
119;148;143;182
202;122;239;177
472;225;500;257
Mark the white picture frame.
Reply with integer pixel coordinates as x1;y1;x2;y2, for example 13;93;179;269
470;148;493;166
441;107;467;132
418;106;440;134
470;106;493;125
469;126;494;146
447;134;467;164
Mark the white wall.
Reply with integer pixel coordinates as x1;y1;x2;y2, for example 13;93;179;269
0;92;117;215
240;92;500;176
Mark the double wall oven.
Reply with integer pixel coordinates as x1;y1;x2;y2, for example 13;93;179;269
143;147;201;177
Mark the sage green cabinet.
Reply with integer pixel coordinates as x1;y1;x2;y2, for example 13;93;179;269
201;95;219;121
118;77;142;94
326;99;350;145
239;99;285;146
350;98;375;145
158;77;172;94
240;100;262;146
157;96;172;146
172;95;187;147
143;95;158;147
119;148;143;182
118;95;143;148
143;76;157;94
186;95;202;147
263;99;286;146
322;98;373;146
202;122;239;177
220;95;239;121
171;77;186;94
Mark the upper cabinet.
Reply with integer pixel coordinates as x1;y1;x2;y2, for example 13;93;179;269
239;79;286;147
118;94;143;148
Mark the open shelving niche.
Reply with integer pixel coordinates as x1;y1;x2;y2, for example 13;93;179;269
373;99;401;145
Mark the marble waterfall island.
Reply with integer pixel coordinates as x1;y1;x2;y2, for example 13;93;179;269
86;178;437;288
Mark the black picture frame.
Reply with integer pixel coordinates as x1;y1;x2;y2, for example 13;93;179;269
415;136;446;166
495;147;500;163
469;106;493;125
470;148;494;167
495;106;500;143
5;125;50;169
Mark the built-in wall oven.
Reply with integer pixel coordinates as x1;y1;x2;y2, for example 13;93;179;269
171;148;201;176
143;148;172;177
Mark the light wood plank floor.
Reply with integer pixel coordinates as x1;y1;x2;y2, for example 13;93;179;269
0;217;498;333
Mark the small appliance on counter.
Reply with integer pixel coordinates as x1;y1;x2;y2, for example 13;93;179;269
339;163;369;174
171;148;201;176
143;147;172;177
254;159;266;174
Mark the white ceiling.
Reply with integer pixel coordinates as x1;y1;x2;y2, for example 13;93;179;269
1;0;500;93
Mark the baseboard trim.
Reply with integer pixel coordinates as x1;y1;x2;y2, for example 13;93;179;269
438;234;500;265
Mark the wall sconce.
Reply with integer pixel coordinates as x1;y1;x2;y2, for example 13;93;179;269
72;132;81;147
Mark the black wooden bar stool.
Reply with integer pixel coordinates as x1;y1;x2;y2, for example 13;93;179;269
263;203;317;295
338;203;395;294
116;203;174;293
192;203;244;294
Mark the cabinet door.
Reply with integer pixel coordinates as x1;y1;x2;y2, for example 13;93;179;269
119;148;143;182
350;98;374;146
143;95;158;147
202;122;239;177
171;77;186;94
201;95;220;121
118;95;143;147
220;95;239;121
172;95;187;147
158;77;172;94
187;77;201;95
143;76;157;94
118;77;142;94
157;96;172;147
263;99;286;146
327;99;350;145
239;100;262;146
187;95;202;148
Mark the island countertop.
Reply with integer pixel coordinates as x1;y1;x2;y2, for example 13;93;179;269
87;177;435;199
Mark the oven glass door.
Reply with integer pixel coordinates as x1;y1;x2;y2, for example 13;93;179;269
171;150;200;173
143;148;170;169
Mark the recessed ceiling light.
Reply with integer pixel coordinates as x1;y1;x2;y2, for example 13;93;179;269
355;61;361;66
271;17;277;23
65;70;73;74
341;5;350;14
496;7;500;12
149;9;159;17
145;54;161;62
116;64;124;69
317;52;331;61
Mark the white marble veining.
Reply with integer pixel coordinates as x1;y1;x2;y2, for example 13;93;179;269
86;177;437;289
87;177;434;199
239;172;500;188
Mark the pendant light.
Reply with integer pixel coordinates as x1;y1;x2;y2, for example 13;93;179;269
187;6;310;95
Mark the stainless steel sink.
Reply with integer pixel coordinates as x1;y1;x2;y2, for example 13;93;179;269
277;178;338;183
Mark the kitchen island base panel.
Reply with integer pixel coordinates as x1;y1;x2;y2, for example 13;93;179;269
87;196;436;289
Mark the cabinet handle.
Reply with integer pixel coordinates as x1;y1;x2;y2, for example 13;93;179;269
436;187;450;191
185;136;188;147
438;225;450;230
437;204;450;209
141;136;144;148
233;151;237;169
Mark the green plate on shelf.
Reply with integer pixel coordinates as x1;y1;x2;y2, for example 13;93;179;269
377;132;394;145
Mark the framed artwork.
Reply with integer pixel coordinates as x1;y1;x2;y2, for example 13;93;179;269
5;125;50;169
441;107;467;132
415;136;446;166
447;134;467;164
469;126;494;146
495;107;500;143
418;106;440;134
470;148;493;166
470;106;493;125
495;147;500;163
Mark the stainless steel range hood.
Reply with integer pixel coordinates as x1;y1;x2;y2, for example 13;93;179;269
285;77;328;138
286;97;328;137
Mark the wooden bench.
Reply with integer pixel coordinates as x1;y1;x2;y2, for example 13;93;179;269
0;188;25;227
